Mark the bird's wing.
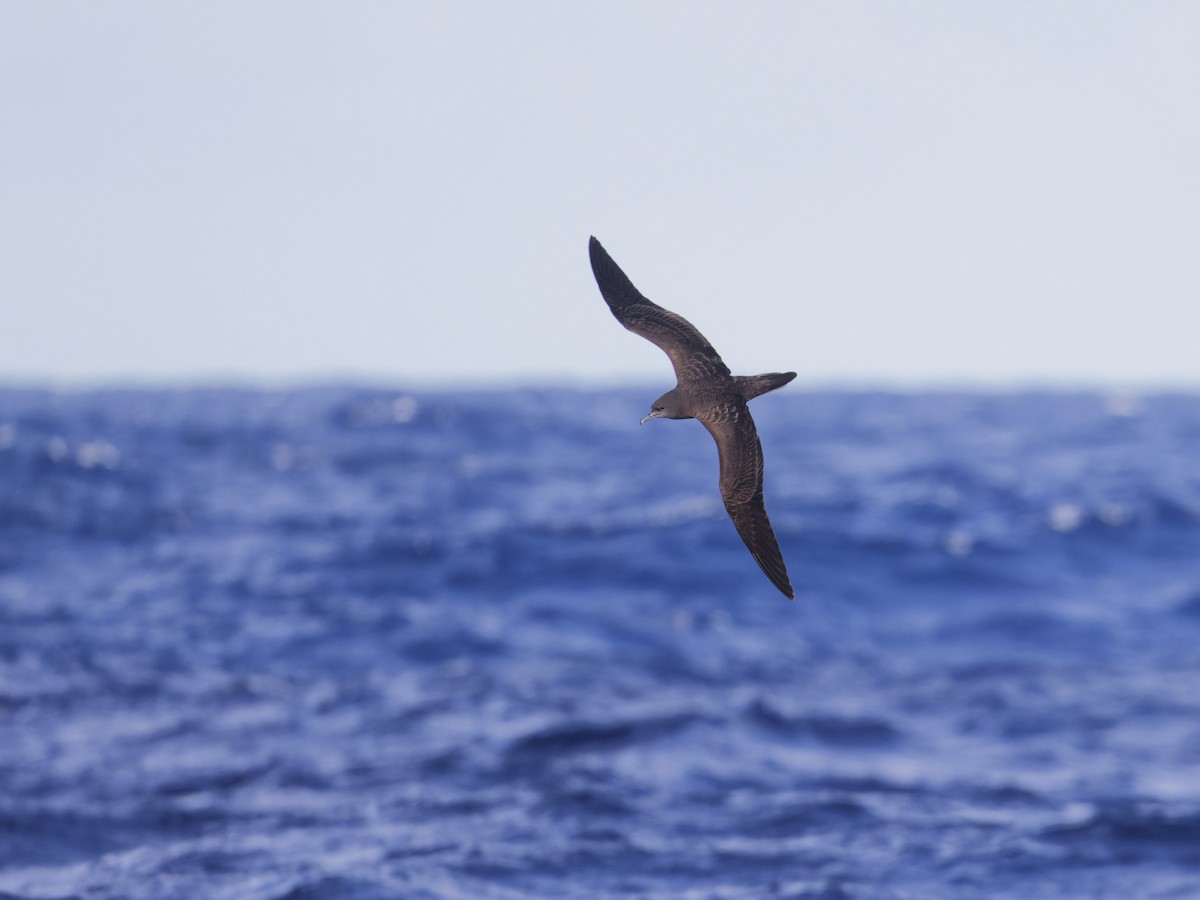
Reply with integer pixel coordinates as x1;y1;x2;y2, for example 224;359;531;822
700;401;794;600
589;237;731;383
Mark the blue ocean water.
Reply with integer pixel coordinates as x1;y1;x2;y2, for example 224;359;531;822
2;386;1200;899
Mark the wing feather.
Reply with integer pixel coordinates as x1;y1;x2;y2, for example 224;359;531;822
700;402;794;600
589;237;730;383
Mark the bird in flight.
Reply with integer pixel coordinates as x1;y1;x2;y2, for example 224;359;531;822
588;236;796;600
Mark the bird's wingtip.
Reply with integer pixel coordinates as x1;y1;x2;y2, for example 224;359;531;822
588;236;613;275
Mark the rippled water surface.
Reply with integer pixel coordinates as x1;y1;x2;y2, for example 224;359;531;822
2;387;1200;899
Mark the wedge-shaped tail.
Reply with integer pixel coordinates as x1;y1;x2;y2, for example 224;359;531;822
735;372;797;402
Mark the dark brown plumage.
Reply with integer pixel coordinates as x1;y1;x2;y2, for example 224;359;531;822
588;236;796;600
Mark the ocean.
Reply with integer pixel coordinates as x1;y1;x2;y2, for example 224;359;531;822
2;386;1199;899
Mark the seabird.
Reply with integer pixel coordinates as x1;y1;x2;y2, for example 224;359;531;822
588;236;796;600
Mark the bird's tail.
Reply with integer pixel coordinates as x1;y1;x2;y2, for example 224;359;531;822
735;372;796;401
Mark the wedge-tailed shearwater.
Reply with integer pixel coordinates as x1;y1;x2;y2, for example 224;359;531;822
588;236;796;600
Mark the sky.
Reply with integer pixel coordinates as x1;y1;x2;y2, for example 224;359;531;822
2;2;1198;388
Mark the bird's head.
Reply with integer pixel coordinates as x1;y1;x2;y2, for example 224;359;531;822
641;389;688;424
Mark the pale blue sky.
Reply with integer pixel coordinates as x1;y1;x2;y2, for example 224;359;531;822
2;3;1198;387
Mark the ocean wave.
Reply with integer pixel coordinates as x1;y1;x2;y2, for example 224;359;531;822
3;387;1200;898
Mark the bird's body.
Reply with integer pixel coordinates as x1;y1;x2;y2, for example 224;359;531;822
588;236;796;600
